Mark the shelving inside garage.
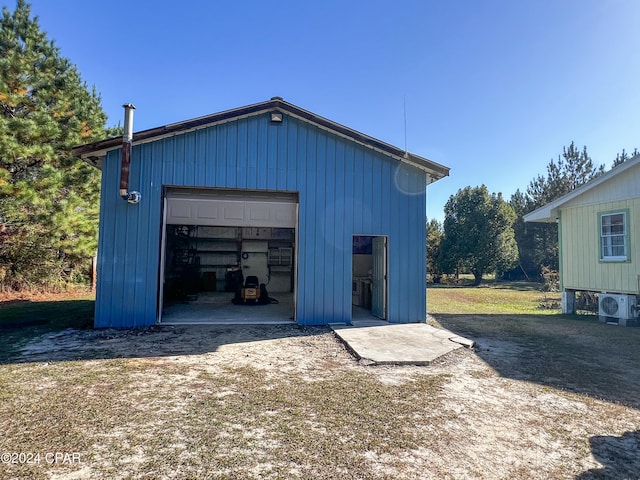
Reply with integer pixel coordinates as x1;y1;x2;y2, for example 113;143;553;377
164;225;295;301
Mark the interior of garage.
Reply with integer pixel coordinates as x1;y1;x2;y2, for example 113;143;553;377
352;235;386;321
161;225;296;323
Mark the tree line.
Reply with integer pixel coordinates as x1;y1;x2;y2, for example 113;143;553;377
0;1;116;290
428;143;637;286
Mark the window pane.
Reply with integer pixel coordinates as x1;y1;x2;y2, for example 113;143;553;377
610;224;624;234
612;236;625;246
600;212;627;259
611;213;624;224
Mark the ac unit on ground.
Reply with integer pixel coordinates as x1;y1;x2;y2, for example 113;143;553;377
598;293;638;321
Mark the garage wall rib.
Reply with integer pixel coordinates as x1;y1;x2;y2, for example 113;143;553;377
95;112;427;327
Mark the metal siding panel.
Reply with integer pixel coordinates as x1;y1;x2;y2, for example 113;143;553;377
173;135;186;186
124;145;154;327
333;140;348;321
411;189;427;321
163;137;176;185
414;169;427;320
343;143;357;322
322;136;335;320
266;122;277;189
154;141;167;186
138;145;162;325
195;130;207;187
388;181;400;321
144;144;163;324
112;154;129;328
225;123;238;187
313;133;327;322
403;176;415;320
361;151;374;233
236;120;248;190
381;158;399;321
342;143;356;237
183;133;197;187
352;148;365;233
215;127;227;187
99;151;129;327
275;118;287;190
252;116;266;190
292;123;308;323
246;116;258;181
300;128;318;323
94;150;118;328
255;118;268;190
285;119;298;190
204;128;217;184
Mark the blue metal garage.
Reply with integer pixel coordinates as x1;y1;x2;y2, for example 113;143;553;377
73;98;449;328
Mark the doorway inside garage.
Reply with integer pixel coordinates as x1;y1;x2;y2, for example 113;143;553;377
352;235;387;321
159;188;298;324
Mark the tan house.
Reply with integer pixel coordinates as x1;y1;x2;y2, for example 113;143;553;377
525;155;640;325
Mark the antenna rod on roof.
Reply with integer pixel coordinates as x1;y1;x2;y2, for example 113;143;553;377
403;96;408;154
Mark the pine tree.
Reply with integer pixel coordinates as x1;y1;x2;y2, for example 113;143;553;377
526;142;604;207
508;142;604;279
0;0;108;289
613;148;639;167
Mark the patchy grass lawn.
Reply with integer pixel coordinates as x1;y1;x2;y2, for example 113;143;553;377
0;293;94;362
1;286;639;479
427;280;561;314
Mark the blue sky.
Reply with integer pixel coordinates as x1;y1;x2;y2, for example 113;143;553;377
23;0;640;221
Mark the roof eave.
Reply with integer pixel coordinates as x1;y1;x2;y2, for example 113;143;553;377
73;99;450;180
523;207;558;223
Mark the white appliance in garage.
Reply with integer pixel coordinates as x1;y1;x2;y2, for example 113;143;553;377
240;241;269;286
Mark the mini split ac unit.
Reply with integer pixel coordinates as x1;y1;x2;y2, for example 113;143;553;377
598;294;638;320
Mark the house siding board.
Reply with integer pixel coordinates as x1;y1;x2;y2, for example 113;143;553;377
562;198;639;294
563;165;640;209
94;113;428;327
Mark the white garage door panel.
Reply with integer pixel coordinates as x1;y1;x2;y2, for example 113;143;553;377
166;192;297;228
167;202;193;222
196;204;221;220
247;203;271;221
223;204;245;221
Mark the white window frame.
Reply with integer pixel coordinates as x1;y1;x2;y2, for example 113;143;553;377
599;211;628;262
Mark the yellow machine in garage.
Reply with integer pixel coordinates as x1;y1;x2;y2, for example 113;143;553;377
241;276;260;302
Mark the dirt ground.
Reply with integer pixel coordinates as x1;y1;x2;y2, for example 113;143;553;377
3;318;640;479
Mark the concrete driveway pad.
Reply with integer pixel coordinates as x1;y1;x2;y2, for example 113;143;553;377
329;320;475;365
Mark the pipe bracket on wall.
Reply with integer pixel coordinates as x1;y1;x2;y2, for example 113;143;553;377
124;191;141;204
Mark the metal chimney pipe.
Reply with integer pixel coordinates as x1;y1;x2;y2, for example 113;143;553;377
120;103;141;204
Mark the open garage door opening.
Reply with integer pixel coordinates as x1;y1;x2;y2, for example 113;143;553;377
159;188;298;324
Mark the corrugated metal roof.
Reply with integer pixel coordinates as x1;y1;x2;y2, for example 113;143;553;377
73;97;450;182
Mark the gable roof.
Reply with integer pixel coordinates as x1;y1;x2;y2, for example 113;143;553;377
524;154;640;223
73;97;450;183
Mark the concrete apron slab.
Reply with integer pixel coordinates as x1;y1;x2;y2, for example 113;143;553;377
329;320;475;366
